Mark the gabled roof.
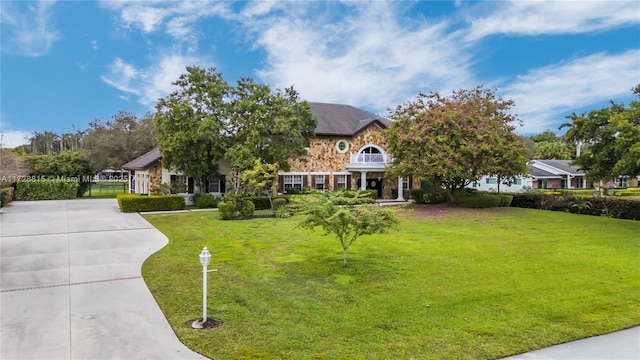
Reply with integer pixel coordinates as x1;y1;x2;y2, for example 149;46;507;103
531;160;584;176
122;147;161;170
527;164;561;179
308;102;392;136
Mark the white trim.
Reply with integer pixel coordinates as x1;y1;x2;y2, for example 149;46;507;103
356;143;386;155
278;171;311;175
336;139;349;153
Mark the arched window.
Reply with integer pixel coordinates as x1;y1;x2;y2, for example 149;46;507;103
357;145;385;163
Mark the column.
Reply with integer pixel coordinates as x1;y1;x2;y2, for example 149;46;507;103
397;176;405;201
360;171;367;191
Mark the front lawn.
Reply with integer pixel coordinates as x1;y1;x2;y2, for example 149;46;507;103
142;206;640;360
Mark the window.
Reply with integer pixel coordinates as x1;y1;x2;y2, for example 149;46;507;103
402;177;410;190
538;179;547;189
284;175;303;192
336;175;347;189
472;181;479;188
619;178;627;187
315;175;325;190
208;175;225;193
514;178;522;185
486;177;498;184
174;175;187;187
336;140;349;153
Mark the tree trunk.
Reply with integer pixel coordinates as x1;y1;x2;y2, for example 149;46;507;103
343;247;348;267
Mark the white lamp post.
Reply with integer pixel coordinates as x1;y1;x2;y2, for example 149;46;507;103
198;247;214;323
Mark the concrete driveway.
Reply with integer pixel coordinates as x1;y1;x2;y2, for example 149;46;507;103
0;199;206;360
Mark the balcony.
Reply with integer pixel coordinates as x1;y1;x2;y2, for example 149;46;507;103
350;153;390;164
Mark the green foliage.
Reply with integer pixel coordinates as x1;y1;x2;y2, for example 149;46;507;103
15;180;79;200
457;192;513;208
409;188;427;204
272;197;287;210
82;111;156;171
510;193;640;220
362;189;378;199
116;194;185;213
218;195;256;220
533;140;572;160
1;187;14;207
561;85;640;181
619;187;640;197
154;66;317;191
25;152;94;196
274;205;292;218
293;191;398;267
386;86;528;201
195;194;220;209
245;196;288;210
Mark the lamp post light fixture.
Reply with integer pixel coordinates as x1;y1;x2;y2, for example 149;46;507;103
195;246;216;328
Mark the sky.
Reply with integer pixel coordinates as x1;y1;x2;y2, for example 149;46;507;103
1;0;639;148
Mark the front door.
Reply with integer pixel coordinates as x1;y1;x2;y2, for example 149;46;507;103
366;178;382;198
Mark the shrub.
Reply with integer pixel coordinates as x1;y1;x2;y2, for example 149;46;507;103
1;187;14;207
409;188;427;204
272;198;287;210
196;194;220;209
116;194;185;213
15;180;79;200
458;193;512;208
509;193;640;220
363;189;378;199
274;205;292;218
219;196;256;219
150;183;171;196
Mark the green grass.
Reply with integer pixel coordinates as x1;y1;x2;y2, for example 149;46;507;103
142;206;640;360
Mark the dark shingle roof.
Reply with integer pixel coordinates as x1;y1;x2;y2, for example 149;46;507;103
308;102;391;136
527;164;560;178
534;160;584;175
122;147;161;170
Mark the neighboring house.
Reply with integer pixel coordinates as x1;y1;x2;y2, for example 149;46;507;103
528;160;590;189
469;175;533;192
122;102;419;200
467;160;593;192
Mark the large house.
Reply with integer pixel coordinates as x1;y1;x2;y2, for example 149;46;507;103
122;102;419;201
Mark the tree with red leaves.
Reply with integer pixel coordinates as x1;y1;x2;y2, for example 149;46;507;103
385;86;528;201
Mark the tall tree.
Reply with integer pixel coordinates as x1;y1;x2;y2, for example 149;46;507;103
83;111;156;171
385;86;529;201
563;85;640;182
154;66;316;192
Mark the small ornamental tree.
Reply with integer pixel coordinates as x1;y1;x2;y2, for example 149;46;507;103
293;191;398;267
242;160;279;209
385;86;528;201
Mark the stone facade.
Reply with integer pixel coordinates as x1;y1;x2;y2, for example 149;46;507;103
284;123;419;198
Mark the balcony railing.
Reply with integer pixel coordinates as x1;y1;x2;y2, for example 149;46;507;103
350;153;390;164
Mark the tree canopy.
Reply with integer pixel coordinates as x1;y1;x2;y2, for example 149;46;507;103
154;66;316;192
385;86;528;200
562;85;640;182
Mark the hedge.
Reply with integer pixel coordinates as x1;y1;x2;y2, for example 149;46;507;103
458;193;513;208
246;196;290;210
116;194;185;213
509;193;640;220
218;198;255;220
1;187;14;207
195;194;220;209
15;180;79;200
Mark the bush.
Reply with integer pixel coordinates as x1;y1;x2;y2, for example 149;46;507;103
116;194;185;213
458;193;512;208
1;187;14;207
509;193;640;220
219;196;256;219
15;180;79;200
363;189;378;199
196;194;220;209
272;198;287;210
274;205;292;218
409;188;427;204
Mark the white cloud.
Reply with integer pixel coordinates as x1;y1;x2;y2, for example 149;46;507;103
503;49;640;134
0;0;60;56
466;0;640;41
241;2;475;114
100;51;210;107
0;129;31;148
90;39;99;50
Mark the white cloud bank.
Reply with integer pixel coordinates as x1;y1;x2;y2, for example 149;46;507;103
0;0;60;56
504;49;640;134
466;0;640;40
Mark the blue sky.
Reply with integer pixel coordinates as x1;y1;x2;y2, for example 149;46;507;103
1;0;639;148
